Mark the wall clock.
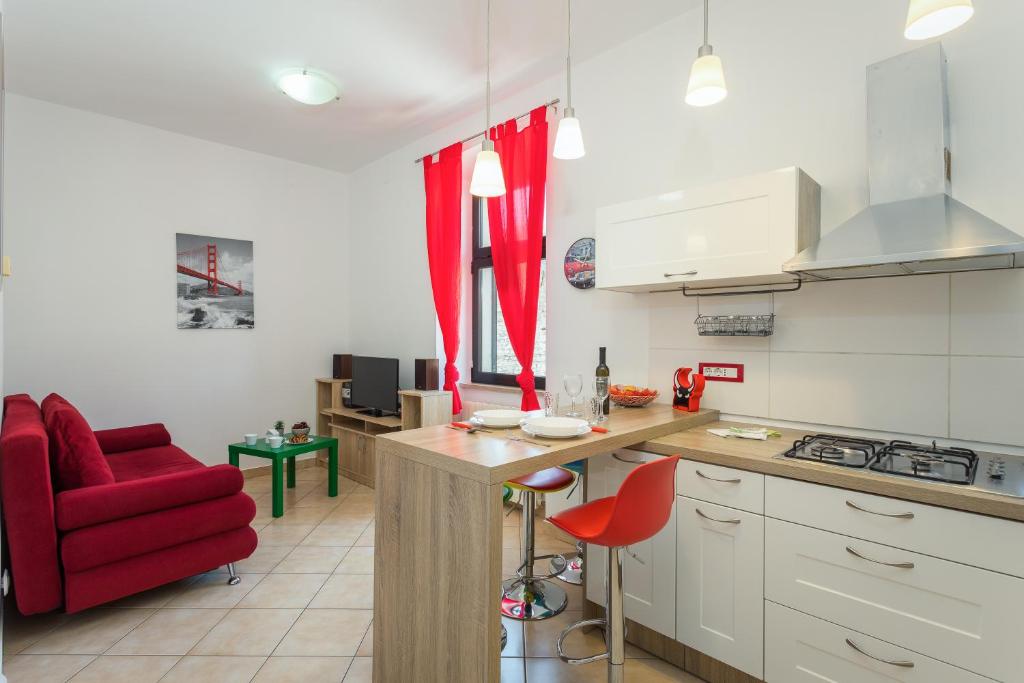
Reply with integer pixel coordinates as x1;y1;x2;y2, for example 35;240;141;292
563;237;595;289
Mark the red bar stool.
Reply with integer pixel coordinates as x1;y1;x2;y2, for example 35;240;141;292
548;455;681;683
501;466;575;621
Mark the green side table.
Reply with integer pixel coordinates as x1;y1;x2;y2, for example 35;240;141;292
228;435;338;517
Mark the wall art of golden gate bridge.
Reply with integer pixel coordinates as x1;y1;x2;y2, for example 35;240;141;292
176;233;254;329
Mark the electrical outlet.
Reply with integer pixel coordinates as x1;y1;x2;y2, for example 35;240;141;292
699;362;744;383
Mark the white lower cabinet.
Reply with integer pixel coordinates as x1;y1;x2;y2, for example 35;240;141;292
585;452;676;637
765;601;992;683
676;496;764;679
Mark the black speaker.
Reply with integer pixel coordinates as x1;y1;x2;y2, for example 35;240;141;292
333;354;352;380
415;358;439;391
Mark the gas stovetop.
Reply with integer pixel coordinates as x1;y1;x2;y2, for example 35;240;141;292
778;434;1024;499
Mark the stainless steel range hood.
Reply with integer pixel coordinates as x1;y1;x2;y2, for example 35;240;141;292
784;44;1024;280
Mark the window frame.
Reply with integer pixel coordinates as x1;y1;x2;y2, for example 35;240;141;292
470;198;546;389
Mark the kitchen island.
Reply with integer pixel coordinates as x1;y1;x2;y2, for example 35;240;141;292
371;406;718;683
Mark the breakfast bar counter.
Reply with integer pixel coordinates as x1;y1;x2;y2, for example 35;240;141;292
371;406;718;682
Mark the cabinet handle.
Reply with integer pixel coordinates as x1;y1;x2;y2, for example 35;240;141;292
696;469;741;484
664;270;698;278
845;546;915;569
846;500;915;519
624;546;646;565
845;638;915;668
612;452;650;464
695;508;741;525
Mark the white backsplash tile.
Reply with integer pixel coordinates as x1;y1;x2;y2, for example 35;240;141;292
772;275;949;355
649;293;772;352
951;270;1024;357
769;352;949;437
950;356;1024;446
648;348;770;417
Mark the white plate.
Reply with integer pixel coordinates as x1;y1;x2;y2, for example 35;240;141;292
471;409;527;428
520;416;592;439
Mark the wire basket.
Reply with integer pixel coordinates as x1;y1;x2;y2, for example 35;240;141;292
695;314;775;337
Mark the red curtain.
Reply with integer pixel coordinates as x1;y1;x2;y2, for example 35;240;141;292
486;107;549;411
423;142;464;415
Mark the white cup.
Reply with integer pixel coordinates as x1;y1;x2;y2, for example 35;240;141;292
268;435;284;448
244;433;258;446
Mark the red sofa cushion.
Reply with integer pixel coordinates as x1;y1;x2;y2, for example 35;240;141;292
0;395;63;615
55;463;244;531
61;492;256;572
105;444;204;482
41;396;115;491
94;423;172;454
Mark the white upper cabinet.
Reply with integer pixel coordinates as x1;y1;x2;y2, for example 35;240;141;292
595;167;820;292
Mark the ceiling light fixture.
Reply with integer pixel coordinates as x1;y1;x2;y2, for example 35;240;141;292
553;0;585;160
904;0;974;40
277;69;339;106
470;0;506;197
685;0;728;107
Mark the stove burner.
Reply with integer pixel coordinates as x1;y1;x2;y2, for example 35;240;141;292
870;440;978;485
782;434;886;468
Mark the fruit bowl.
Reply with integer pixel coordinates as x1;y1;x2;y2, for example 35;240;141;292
291;422;310;440
609;385;659;408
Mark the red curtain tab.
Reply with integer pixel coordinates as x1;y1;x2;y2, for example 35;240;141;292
486;107;549;411
423;142;464;414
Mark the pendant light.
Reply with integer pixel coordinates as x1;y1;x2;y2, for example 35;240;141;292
685;0;727;107
904;0;974;40
470;0;506;197
553;0;585;160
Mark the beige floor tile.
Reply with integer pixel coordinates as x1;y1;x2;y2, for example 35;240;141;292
267;506;333;526
102;579;192;610
355;624;373;657
258;524;316;546
274;546;348;574
294;491;344;509
337;477;361;494
4;654;95;682
237;573;329;609
501;657;526;683
273;609;372;657
191;608;301;656
68;654;180;682
353;524;375;547
342;656;372;682
501;617;524;658
107;608;227;655
523;610;650;659
24;608;154;655
160;655;266;683
166;572;264;608
302;521;366;546
235;544;292;573
253;656;351;683
243;477;273;493
308;574;374;609
3;609;70;656
320;504;374;524
334;546;374;574
525;656;698;682
293;466;328;482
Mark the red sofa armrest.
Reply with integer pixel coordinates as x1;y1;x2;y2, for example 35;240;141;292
93;423;172;454
55;464;244;531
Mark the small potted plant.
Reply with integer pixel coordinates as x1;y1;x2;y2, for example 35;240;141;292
274;420;285;437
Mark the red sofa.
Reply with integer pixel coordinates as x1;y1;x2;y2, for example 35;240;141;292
0;393;257;614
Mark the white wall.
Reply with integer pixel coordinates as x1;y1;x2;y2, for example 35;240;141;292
346;0;1024;450
3;95;350;467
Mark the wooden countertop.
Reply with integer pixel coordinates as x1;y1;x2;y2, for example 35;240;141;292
376;406;719;485
642;420;1024;523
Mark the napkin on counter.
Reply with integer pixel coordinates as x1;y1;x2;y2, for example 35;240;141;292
707;427;781;441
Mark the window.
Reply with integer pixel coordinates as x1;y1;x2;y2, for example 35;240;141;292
471;198;546;388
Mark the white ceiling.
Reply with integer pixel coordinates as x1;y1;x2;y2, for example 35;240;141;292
5;0;700;172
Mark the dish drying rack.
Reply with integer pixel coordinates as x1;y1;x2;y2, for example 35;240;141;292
694;292;776;337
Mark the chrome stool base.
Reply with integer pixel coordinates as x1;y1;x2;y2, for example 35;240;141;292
552;541;584;585
501;576;568;621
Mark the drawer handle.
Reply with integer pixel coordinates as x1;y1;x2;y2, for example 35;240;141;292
846;500;915;519
696;469;741;484
664;270;698;278
845;638;915;668
624;546;646;565
846;546;915;569
695;508;741;525
612;452;650;464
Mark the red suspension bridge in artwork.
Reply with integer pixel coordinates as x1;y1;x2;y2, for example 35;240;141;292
176;243;244;296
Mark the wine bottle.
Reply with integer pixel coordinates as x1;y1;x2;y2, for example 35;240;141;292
596;347;610;414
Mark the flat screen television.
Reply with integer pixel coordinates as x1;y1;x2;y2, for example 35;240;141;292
351;356;400;417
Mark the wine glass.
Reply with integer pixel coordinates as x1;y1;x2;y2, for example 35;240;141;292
563;374;583;417
594;377;610;423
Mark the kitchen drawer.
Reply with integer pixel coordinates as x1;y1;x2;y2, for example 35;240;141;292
765;475;1024;578
765;601;991;683
677;460;764;514
765;517;1024;682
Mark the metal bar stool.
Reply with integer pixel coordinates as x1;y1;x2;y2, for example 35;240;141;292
547;455;681;683
550;460;585;585
501;467;575;621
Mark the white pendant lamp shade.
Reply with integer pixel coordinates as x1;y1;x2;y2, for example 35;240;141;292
686;51;728;107
904;0;974;40
554;114;585;160
470;142;506;197
277;69;338;105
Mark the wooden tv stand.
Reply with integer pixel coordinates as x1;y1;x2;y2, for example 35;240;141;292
314;378;451;488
